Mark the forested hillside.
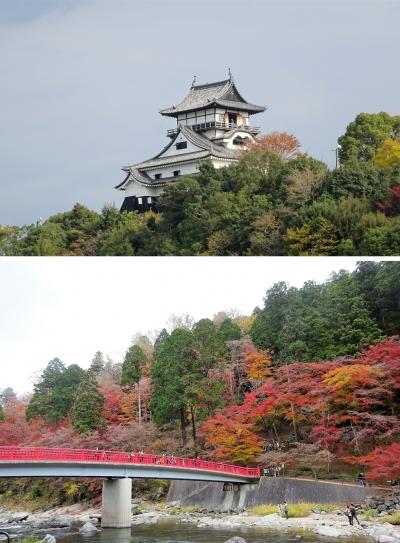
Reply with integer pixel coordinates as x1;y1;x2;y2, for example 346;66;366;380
1;112;400;256
1;262;399;496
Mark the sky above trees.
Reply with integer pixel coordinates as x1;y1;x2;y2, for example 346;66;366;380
0;256;363;393
0;0;399;225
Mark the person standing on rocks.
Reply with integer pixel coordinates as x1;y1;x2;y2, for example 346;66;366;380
283;501;289;520
350;504;360;525
345;505;353;525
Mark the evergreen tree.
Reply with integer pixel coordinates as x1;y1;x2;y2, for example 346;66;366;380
355;261;400;336
150;328;198;446
72;371;105;434
251;273;381;361
121;344;146;424
216;318;241;343
322;271;381;356
89;351;105;375
0;404;5;422
26;359;84;424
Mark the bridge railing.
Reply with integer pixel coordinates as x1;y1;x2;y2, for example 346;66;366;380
0;447;260;478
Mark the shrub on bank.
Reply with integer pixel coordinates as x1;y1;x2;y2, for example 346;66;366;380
380;512;400;525
248;502;342;517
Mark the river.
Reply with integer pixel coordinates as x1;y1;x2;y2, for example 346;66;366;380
57;520;372;543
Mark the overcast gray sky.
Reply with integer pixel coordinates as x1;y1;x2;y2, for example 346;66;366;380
1;0;399;226
0;256;374;394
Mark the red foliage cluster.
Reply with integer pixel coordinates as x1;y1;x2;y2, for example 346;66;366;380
377;186;400;216
200;338;400;480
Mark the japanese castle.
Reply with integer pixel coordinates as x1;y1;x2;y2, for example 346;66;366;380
116;74;265;212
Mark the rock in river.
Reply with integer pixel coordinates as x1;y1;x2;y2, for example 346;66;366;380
79;522;100;534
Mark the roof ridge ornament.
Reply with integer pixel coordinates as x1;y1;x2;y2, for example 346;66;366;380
191;75;197;88
228;67;234;82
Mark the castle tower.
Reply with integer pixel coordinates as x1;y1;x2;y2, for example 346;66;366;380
116;75;265;212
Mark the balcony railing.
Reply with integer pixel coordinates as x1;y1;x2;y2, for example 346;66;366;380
167;121;260;138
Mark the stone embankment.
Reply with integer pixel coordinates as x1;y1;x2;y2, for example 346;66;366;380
364;488;400;516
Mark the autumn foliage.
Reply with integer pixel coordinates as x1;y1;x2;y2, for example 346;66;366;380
248;131;303;159
200;338;400;480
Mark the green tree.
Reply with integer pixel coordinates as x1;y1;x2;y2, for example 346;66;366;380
150;328;198;446
89;351;105;375
72;371;105;434
26;359;84;424
338;112;400;163
216;318;241;343
322;161;391;202
286;216;339;255
322;271;381;356
251;273;381;361
355;261;400;336
96;212;148;255
121;344;146;424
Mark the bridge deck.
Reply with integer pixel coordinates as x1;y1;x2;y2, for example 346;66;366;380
0;447;260;484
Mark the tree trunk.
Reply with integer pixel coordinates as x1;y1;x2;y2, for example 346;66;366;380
179;407;187;447
190;405;197;451
137;381;142;426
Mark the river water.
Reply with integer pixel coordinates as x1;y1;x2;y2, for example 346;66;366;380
56;520;372;543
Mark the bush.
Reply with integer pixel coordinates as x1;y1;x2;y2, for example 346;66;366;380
248;502;341;517
380;512;400;525
362;508;379;520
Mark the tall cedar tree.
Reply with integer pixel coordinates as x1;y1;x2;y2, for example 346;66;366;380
89;351;105;375
150;328;198;446
121;344;146;425
26;358;84;424
72;369;105;434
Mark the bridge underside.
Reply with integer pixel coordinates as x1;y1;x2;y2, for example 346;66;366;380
0;462;256;484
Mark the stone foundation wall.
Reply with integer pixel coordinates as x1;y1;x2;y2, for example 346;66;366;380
167;478;387;511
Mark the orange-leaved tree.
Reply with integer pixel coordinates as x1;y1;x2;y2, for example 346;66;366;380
199;407;263;464
247;132;303;160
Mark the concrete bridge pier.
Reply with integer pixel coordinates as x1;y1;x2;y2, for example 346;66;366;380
101;478;132;528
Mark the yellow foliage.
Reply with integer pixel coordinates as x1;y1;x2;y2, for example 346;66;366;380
380;512;400;525
245;350;273;381
63;482;79;499
248;502;342;517
373;139;400;168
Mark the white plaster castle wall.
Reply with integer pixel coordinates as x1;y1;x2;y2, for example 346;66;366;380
211;158;237;169
124;182;164;198
147;161;199;179
161;134;200;157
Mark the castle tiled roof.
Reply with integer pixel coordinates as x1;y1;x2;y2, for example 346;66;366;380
160;79;265;117
116;126;238;189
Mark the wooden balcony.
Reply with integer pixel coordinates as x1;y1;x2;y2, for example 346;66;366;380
167;121;260;138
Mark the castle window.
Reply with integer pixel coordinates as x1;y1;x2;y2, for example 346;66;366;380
155;173;162;179
173;170;181;177
138;197;142;205
176;141;187;150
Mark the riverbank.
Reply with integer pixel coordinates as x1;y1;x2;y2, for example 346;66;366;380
1;502;400;542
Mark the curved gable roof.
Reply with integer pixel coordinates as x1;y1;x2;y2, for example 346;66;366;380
160;79;265;116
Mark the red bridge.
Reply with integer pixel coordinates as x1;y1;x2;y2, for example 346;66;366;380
0;446;260;483
0;446;260;528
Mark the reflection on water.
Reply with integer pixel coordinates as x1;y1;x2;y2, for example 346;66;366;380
57;520;373;543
